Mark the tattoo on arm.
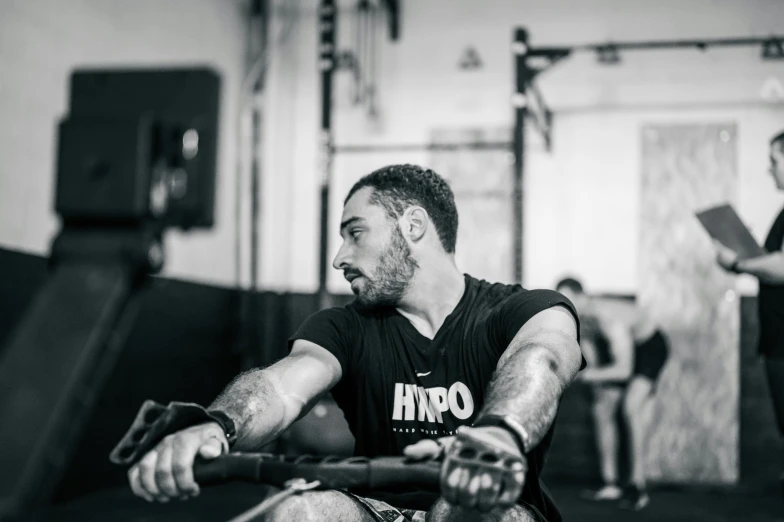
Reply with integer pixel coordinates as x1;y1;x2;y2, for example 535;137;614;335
208;345;339;450
209;368;287;450
479;326;581;451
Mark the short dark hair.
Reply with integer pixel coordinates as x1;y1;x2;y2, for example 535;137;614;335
344;164;458;253
771;130;784;149
555;277;584;294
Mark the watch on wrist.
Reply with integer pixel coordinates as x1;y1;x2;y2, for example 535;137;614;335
473;414;532;454
207;409;238;447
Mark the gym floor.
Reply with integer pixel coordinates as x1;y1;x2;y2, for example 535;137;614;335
24;483;784;521
553;484;783;522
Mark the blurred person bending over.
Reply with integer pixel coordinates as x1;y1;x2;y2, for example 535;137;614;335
714;129;784;495
126;165;584;522
555;277;668;511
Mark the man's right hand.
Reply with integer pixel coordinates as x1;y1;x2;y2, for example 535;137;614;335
127;422;227;502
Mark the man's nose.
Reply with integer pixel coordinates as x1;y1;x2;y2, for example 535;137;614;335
332;242;351;270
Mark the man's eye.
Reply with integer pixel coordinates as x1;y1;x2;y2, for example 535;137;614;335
350;230;362;240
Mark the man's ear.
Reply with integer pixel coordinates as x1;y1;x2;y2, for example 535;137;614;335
404;207;429;243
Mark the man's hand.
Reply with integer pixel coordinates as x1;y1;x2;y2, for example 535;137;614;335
127;422;227;502
405;427;527;512
714;240;739;272
403;435;456;461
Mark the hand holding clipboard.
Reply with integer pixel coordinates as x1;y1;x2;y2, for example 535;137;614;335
696;203;766;260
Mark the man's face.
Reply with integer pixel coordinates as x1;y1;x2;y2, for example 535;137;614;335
770;140;784;191
333;187;418;308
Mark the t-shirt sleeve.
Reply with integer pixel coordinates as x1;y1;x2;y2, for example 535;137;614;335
488;289;582;362
287;307;357;375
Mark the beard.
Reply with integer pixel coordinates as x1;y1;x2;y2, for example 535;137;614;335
353;227;418;309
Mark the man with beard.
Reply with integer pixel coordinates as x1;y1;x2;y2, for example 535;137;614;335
126;164;584;522
714;129;784;495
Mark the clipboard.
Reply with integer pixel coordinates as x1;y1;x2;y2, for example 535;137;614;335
695;203;766;260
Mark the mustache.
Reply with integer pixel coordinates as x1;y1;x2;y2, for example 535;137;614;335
343;268;364;281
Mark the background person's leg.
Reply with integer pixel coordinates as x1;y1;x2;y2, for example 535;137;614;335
583;385;624;500
621;376;655;509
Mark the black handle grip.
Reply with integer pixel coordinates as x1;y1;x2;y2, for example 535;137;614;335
367;457;441;489
192;453;441;490
193;454;262;485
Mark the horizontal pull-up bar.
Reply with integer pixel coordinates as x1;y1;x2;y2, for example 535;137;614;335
332;141;512;154
572;35;784;53
525;35;784;63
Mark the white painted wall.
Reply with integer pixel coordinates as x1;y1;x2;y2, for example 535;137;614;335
261;0;784;294
526;105;784;295
1;0;783;294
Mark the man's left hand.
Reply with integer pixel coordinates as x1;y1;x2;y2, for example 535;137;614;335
403;436;455;461
714;240;739;272
429;426;529;512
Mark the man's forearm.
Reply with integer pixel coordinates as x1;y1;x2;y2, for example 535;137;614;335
477;335;579;452
209;368;292;451
210;346;340;450
737;252;784;284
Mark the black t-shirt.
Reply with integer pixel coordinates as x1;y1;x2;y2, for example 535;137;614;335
288;274;580;520
759;205;784;358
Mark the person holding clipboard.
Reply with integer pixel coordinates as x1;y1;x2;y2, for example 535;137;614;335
709;129;784;496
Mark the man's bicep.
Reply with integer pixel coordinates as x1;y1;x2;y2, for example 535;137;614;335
267;340;343;415
497;305;582;383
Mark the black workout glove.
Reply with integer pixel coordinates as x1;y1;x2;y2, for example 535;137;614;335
439;425;528;512
109;400;235;467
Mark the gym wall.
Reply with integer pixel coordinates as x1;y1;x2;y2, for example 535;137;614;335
261;0;784;295
1;0;782;293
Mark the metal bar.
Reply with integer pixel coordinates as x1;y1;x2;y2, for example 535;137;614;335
248;1;268;365
526;83;552;150
382;0;400;41
523;35;784;70
332;141;512;154
512;28;529;285
555;98;784;114
238;0;268;367
318;0;336;310
571;35;784;52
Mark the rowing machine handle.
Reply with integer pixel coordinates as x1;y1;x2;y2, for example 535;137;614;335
193;453;441;490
